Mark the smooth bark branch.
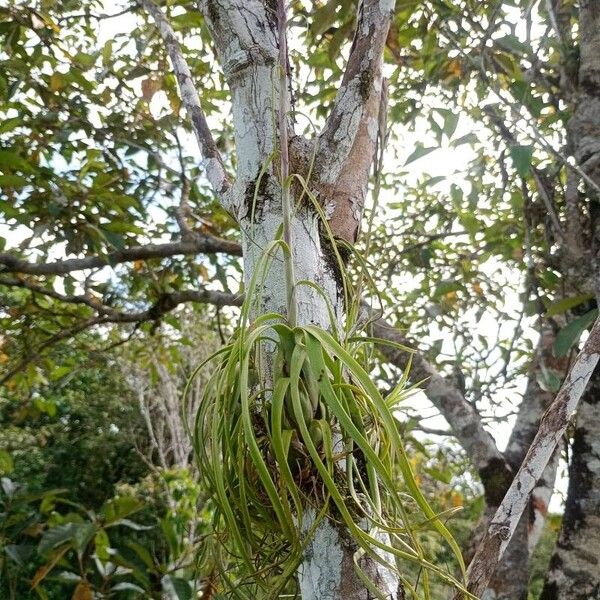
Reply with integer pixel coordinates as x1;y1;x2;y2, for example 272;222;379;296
371;316;513;497
500;325;566;544
461;319;600;599
139;0;231;201
482;330;564;599
0;235;242;275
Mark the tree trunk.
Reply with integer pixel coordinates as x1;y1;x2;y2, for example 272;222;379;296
539;1;600;597
460;320;600;599
198;1;398;596
540;369;600;600
479;325;565;600
371;313;563;600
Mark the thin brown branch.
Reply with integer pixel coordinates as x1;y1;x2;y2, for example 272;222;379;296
0;277;243;323
0;235;242;276
58;7;132;23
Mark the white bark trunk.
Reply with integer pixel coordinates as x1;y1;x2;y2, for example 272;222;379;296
299;510;399;600
241;207;339;327
199;1;398;596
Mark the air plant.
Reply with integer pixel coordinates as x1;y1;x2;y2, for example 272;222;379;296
186;36;471;596
186;237;471;599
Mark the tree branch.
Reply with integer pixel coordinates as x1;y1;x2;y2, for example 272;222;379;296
0;277;242;318
317;0;393;172
315;0;394;242
139;0;231;203
0;283;242;386
477;327;565;594
504;323;568;462
370;314;514;504
0;234;242;276
461;318;600;599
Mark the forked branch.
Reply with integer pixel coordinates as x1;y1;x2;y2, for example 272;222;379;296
315;0;394;242
0;285;242;386
317;0;394;174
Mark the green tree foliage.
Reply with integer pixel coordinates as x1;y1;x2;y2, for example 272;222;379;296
0;328;216;599
1;340;146;507
1;0;597;598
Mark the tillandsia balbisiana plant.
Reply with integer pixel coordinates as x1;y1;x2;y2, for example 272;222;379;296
185;2;472;598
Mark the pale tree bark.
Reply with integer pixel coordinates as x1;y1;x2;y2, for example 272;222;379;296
484;324;566;600
373;315;563;600
538;1;600;596
200;0;339;329
146;0;398;596
540;371;600;600
371;317;512;486
460;319;600;599
128;312;219;472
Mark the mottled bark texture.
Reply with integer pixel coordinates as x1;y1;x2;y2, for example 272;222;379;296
473;0;600;590
538;3;600;596
141;0;231;201
482;326;566;599
461;320;600;599
201;0;342;329
540;369;600;600
314;0;391;243
196;0;397;596
371;315;561;600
